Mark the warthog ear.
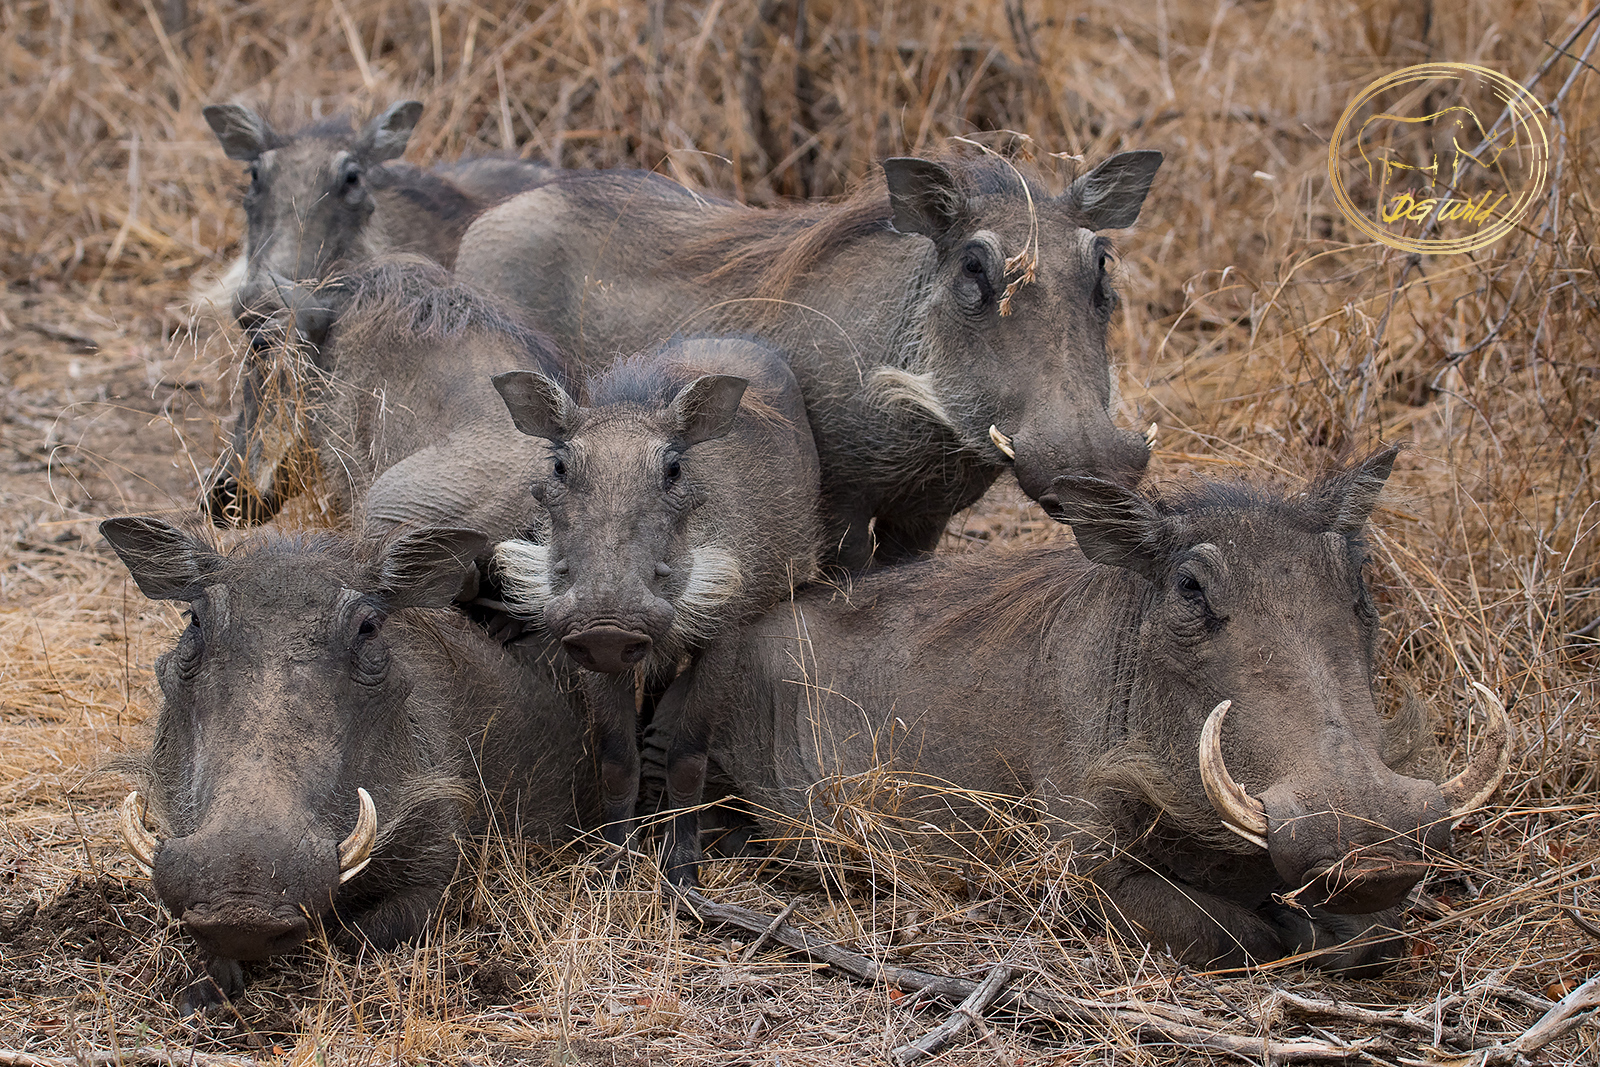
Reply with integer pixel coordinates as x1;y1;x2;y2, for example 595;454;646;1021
100;517;220;601
493;371;578;440
202;104;273;162
883;158;964;241
670;375;748;448
1063;150;1164;230
1308;443;1402;536
379;527;491;609
359;100;424;163
1038;475;1167;582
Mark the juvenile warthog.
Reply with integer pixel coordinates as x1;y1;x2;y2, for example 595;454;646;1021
657;447;1509;973
103;519;599;1014
456;152;1162;569
203;100;549;323
492;337;820;852
205;255;565;537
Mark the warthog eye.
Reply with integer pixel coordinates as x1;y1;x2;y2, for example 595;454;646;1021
1176;573;1204;597
552;455;567;482
357;617;380;638
664;453;682;485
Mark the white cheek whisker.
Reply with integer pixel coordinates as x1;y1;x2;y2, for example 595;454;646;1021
492;539;554;619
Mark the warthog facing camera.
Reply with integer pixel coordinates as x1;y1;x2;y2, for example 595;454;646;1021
658;447;1508;973
203;100;549;326
104;519;599;1013
493;337;820;851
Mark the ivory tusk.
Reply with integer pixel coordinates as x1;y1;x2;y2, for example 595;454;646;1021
1198;700;1270;849
1144;423;1159;448
119;791;159;876
988;425;1016;460
1441;682;1511;819
337;787;378;884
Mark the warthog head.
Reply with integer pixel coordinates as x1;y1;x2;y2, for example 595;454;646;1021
491;363;749;675
877;150;1163;495
1042;445;1508;915
203;100;424;319
102;518;486;965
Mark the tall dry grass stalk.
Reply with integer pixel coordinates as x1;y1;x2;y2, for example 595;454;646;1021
2;0;1598;1062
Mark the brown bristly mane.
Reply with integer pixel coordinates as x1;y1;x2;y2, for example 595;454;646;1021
680;155;1062;306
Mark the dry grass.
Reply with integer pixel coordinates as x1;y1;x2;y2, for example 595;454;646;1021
3;0;1599;1062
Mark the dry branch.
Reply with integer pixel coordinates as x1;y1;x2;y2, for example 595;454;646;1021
891;962;1017;1063
679;889;1386;1062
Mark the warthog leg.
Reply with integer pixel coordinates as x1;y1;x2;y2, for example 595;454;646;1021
178;953;245;1017
653;670;708;886
583;671;643;860
1091;857;1286;971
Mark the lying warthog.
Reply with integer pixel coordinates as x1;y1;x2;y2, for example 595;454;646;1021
492;337;820;851
205;255;565;535
104;518;600;1013
456;151;1162;569
203;100;549;324
657;447;1509;973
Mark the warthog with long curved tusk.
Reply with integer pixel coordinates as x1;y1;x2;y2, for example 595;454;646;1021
657;445;1510;974
492;337;821;854
104;519;600;1014
456;150;1161;569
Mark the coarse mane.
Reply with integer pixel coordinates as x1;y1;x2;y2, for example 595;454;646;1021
584;337;792;428
322;254;564;375
680;154;1065;303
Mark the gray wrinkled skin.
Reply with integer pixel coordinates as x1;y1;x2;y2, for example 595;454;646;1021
660;446;1455;975
456;152;1161;569
102;519;599;1015
204;255;565;539
201;100;549;322
493;337;820;852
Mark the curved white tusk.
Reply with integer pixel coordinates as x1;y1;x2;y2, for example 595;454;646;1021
1198;700;1270;849
337;787;378;884
988;425;1016;460
1441;682;1511;819
119;791;159;876
1144;422;1159;449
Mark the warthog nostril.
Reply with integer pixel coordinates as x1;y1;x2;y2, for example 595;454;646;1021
1290;855;1432;915
562;625;652;673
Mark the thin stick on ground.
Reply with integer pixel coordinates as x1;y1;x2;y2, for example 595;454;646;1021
891;962;1017;1064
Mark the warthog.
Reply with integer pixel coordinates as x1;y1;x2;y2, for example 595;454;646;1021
456;151;1162;569
203;100;549;323
103;518;600;1014
656;447;1509;973
205;254;565;536
492;337;820;851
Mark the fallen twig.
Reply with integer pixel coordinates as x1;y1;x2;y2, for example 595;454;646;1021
891;962;1017;1064
677;888;1386;1063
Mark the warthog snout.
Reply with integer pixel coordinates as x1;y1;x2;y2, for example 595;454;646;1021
151;824;341;961
181;900;312;962
562;625;654;674
1009;422;1151;498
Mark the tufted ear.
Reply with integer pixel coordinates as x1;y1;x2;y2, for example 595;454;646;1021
1037;475;1169;582
378;527;491;609
203;104;274;162
1307;443;1402;536
359;100;424;163
101;517;221;601
669;375;747;448
883;158;964;241
1062;150;1163;230
493;371;579;440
